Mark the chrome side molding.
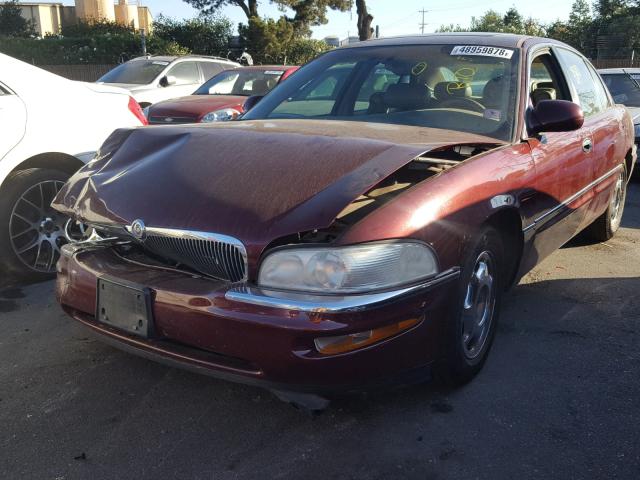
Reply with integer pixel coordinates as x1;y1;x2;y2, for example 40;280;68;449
225;268;460;313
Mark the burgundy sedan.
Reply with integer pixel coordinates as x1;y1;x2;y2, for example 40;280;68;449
53;34;635;409
146;65;298;124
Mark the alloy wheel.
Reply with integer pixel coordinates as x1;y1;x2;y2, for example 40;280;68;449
8;180;67;273
609;171;625;231
461;251;497;360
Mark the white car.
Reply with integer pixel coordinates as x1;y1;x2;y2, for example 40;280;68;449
0;52;147;279
96;55;240;107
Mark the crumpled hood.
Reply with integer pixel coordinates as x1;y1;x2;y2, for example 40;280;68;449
52;119;500;259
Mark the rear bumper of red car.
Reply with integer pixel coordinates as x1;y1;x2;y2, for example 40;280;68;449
56;243;458;396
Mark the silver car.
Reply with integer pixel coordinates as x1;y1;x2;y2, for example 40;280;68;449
97;55;240;107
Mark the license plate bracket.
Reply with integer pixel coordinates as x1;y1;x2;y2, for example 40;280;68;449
96;276;153;338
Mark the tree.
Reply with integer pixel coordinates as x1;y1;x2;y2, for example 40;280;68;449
152;14;233;56
277;0;350;35
469;10;505;32
502;7;524;33
184;0;258;19
238;15;330;64
356;0;373;40
439;7;546;36
184;0;351;36
0;0;35;37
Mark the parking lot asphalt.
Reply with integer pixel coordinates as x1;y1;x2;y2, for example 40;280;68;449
1;184;639;480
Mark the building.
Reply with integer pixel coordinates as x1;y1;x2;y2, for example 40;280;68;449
18;0;153;37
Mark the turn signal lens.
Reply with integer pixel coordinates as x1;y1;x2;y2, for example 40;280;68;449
314;318;420;355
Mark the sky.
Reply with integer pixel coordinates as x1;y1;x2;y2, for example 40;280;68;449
34;0;577;39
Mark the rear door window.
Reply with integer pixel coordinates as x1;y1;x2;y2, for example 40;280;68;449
200;62;226;81
167;61;200;85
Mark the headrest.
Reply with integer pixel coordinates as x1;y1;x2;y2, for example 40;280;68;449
531;87;556;106
382;83;430;110
434;81;472;100
532;81;555;91
483;76;505;108
252;79;270;96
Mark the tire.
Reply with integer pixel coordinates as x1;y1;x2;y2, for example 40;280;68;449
586;166;627;242
0;168;70;280
438;226;504;385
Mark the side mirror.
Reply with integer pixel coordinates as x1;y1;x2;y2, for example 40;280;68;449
243;95;264;112
527;99;584;136
159;75;177;87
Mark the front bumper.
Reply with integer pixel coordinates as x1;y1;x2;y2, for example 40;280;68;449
56;243;458;394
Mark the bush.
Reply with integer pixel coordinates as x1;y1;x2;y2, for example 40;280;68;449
0;34;189;64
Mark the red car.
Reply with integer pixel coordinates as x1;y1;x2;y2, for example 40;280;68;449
146;65;298;124
53;34;635;410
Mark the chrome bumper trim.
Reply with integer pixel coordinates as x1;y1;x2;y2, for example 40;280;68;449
224;268;460;313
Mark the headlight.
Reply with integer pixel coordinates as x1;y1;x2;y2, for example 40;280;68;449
200;108;241;123
142;106;150;119
258;241;438;294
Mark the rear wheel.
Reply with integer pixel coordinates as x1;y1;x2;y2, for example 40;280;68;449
0;168;71;279
439;226;504;384
586;166;627;242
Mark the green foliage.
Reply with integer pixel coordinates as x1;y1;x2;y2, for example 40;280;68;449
274;0;351;36
0;33;188;64
436;1;640;59
184;0;351;36
60;19;135;37
238;15;330;65
152;14;233;56
0;0;35;37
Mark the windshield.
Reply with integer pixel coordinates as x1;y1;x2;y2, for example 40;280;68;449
243;44;520;141
194;69;284;96
601;73;640;107
98;60;169;85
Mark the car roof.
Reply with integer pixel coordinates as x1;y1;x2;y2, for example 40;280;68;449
342;32;564;50
130;55;238;64
598;68;640;74
234;65;298;71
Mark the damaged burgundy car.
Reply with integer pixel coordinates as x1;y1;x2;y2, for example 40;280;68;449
53;34;635;409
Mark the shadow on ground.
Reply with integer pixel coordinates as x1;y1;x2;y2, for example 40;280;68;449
1;273;638;480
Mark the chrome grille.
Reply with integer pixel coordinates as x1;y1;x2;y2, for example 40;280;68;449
149;116;198;125
133;227;247;282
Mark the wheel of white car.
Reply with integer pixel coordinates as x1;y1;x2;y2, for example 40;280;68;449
439;226;504;384
0;168;71;279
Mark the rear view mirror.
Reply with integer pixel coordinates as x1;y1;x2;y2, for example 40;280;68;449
159;75;177;87
527;99;584;136
243;95;264;112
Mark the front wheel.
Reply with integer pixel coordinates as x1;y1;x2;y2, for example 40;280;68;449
586;166;627;242
439;226;504;384
0;168;71;279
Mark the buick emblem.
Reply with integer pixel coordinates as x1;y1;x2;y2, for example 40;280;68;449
130;219;146;240
164;117;174;123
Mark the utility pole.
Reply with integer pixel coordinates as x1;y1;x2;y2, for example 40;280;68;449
419;8;428;34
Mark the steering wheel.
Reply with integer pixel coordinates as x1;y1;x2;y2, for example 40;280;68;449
438;97;485;113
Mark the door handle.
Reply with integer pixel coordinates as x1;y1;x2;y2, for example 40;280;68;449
582;137;593;153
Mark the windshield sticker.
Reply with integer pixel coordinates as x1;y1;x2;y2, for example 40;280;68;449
411;62;428;76
613;93;629;103
152;61;170;65
264;70;283;75
450;46;514;59
484;109;502;121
